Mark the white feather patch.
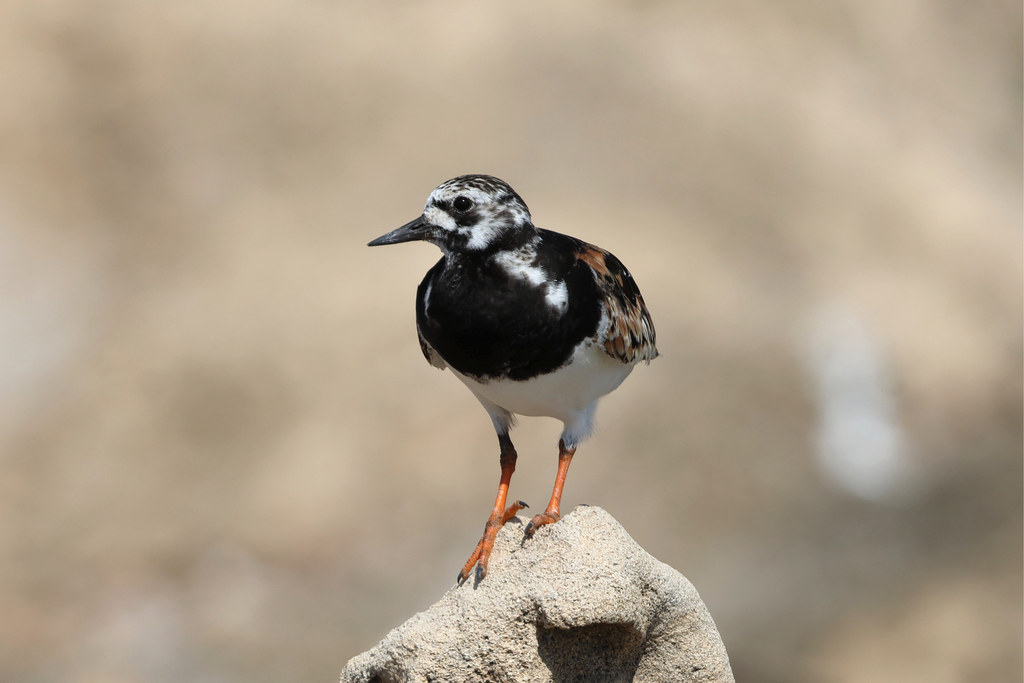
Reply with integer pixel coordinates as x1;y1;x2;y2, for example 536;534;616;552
423;280;433;318
545;280;569;314
493;247;547;287
422;205;455;231
493;248;567;313
465;223;502;250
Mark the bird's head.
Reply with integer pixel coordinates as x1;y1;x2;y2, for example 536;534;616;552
368;175;535;255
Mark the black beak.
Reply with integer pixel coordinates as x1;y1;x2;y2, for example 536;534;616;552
367;215;434;247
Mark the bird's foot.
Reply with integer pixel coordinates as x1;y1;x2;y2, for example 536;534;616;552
457;500;528;584
524;510;561;536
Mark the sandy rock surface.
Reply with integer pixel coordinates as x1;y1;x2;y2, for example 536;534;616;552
342;506;733;683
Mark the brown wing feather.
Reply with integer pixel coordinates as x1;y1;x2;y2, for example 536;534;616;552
577;245;659;364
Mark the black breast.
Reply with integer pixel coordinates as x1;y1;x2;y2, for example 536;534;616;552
416;247;602;381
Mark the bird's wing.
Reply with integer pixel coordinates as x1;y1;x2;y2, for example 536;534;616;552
417;323;447;370
415;260;448;370
576;244;659;365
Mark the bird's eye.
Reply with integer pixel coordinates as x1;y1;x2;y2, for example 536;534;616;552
452;196;473;212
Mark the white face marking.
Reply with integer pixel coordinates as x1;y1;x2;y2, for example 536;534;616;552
465;222;502;250
505;203;531;228
424;185;508;251
422;204;456;232
421;178;533;252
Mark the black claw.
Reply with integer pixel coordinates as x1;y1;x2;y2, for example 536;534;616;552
475;564;485;583
517;500;529;509
524;521;535;536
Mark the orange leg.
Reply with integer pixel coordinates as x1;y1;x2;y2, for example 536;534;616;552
525;439;576;536
458;434;528;584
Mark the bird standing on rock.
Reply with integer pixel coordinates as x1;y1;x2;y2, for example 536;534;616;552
368;175;658;583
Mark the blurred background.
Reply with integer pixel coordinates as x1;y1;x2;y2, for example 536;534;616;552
1;1;1020;681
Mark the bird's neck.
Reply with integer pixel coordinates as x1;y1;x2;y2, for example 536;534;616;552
476;222;538;256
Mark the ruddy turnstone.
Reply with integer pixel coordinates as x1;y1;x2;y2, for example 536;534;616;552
368;174;658;583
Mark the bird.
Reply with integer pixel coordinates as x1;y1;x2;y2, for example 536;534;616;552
367;174;658;584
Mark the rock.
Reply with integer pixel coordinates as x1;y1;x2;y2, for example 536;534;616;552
341;506;733;683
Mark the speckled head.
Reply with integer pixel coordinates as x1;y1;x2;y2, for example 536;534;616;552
368;175;536;254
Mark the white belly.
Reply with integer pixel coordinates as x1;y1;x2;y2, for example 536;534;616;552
451;340;633;425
